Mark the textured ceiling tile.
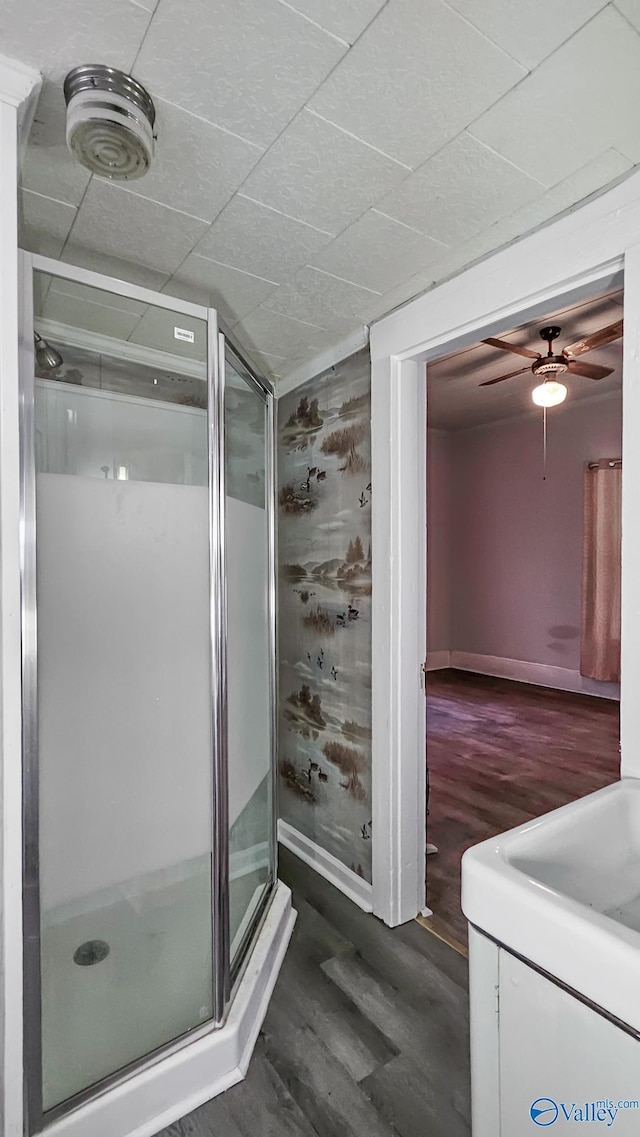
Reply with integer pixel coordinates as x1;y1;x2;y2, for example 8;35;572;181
446;0;607;69
241;110;408;234
48;277;147;317
367;268;439;321
0;0;150;81
469;6;640;183
60;244;170;293
376;133;544;245
235;308;334;359
129;307;207;362
368;149;634;326
163;253;278;325
390;149;636;297
124;99;263;222
68;180;209;274
309;0;526;168
490;148;635;247
615;0;640;32
40;289;142;339
135;0;345;148
22;82;91;206
245;349;288;379
20;190;76;259
261;266;376;328
310;210;445;293
279;0;387;44
194;195;332;284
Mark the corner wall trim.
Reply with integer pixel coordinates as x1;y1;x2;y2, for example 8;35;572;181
426;650;451;671
278;820;373;912
450;651;620;700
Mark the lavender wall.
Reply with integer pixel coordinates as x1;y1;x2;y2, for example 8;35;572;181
427;392;622;689
427;429;452;655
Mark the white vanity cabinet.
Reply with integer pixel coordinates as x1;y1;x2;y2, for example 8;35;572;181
469;927;640;1136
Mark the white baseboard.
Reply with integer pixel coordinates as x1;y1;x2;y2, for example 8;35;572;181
426;650;451;670
278;819;373;912
450;651;620;700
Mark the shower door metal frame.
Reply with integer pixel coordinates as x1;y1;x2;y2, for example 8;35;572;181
219;336;279;990
18;251;277;1133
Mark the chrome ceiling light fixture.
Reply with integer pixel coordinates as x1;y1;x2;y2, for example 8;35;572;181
63;65;156;180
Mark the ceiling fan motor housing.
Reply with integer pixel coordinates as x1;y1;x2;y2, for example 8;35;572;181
532;325;568;377
532;355;569;377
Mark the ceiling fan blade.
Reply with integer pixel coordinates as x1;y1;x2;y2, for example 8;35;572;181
563;318;623;358
567;359;614;381
482;336;540;360
479;366;531;387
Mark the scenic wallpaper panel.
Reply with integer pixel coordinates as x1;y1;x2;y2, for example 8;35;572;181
277;348;372;882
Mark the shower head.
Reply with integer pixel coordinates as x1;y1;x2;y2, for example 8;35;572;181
35;333;63;370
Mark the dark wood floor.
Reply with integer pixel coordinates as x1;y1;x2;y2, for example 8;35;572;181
155;846;471;1137
426;669;620;945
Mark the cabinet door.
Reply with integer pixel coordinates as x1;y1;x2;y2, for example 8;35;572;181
499;950;640;1134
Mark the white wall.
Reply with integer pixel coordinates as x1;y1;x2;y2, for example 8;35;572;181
427;392;622;695
426;427;452;655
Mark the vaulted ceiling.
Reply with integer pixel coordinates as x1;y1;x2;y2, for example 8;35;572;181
7;0;640;383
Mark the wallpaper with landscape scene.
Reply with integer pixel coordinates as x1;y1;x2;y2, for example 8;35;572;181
277;347;372;882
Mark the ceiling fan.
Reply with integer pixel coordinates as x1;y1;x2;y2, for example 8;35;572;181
479;320;623;388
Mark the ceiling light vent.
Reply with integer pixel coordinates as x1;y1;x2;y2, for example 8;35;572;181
64;65;156;180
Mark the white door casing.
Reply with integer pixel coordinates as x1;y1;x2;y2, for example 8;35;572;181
370;168;640;927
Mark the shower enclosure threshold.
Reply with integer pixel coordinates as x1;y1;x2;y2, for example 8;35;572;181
39;881;295;1137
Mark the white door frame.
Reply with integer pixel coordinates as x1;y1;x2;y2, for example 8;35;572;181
369;168;640;928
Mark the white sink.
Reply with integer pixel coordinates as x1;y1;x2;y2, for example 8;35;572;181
461;777;640;1030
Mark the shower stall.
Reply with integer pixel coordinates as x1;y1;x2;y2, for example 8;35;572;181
18;253;293;1137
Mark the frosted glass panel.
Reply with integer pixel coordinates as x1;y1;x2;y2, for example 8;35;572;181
225;353;274;962
33;273;213;1110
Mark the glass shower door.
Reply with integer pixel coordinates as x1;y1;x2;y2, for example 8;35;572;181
26;268;216;1119
21;259;278;1132
223;343;276;973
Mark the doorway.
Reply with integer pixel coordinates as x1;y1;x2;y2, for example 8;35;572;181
423;288;623;947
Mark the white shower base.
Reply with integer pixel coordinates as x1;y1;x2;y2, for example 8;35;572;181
41;880;295;1137
41;860;214;1111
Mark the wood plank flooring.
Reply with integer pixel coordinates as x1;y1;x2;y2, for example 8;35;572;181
154;847;470;1137
426;669;620;945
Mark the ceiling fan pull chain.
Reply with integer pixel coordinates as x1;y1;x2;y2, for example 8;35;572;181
543;405;547;481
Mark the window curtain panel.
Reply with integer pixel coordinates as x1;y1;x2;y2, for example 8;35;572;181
580;462;621;682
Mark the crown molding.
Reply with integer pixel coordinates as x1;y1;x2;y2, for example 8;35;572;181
0;54;40;109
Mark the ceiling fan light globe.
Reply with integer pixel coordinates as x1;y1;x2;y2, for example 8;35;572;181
532;380;567;408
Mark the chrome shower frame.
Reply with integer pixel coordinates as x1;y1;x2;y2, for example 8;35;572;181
18;251;278;1133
